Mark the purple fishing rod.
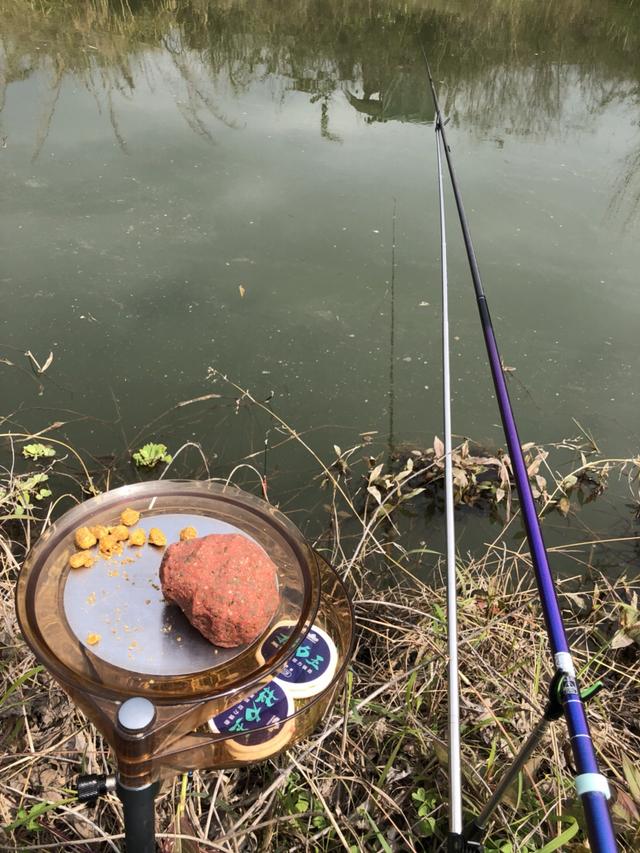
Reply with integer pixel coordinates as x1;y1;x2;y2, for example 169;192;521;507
422;51;617;853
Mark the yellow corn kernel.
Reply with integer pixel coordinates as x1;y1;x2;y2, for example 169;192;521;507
69;551;94;569
120;507;140;527
110;524;130;542
179;526;197;541
75;526;97;550
86;633;101;646
128;528;147;547
90;524;108;539
99;534;122;557
148;527;167;547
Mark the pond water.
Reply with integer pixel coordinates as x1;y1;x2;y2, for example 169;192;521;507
1;0;639;575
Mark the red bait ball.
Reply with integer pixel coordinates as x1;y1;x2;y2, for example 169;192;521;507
159;533;279;648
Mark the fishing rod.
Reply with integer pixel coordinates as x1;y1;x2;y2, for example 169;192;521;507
422;49;617;853
434;113;464;848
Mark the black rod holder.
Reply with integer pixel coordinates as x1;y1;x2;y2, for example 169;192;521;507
117;778;158;853
447;832;483;851
463;674;604;844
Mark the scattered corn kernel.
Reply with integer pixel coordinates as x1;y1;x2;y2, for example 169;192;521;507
120;507;140;527
90;524;108;539
148;527;167;547
110;524;130;542
86;633;101;646
74;526;97;550
128;528;147;547
179;526;197;541
69;551;94;569
99;534;122;557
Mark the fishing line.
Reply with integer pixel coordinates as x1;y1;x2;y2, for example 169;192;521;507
388;198;398;458
421;46;617;853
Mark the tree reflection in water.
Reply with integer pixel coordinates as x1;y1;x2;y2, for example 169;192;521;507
1;0;640;217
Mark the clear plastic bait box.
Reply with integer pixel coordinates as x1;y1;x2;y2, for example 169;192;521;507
16;480;354;787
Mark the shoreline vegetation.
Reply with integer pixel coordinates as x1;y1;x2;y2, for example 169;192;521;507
1;380;639;851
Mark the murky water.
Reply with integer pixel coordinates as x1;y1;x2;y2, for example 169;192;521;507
2;1;639;573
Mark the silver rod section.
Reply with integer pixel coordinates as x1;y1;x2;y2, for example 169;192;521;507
436;121;463;836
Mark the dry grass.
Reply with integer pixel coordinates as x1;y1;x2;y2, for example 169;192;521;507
1;405;640;852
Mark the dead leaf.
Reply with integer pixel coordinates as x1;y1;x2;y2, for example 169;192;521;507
25;350;54;374
611;630;635;650
367;485;382;504
433;435;445;459
160;812;204;852
562;474;578;491
453;467;469;488
612;785;640;825
238;285;246;298
369;463;384;483
623;755;640;804
399;487;424;502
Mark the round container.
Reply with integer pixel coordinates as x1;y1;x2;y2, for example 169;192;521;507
257;620;339;699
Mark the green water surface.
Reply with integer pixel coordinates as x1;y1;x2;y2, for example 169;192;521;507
1;0;639;572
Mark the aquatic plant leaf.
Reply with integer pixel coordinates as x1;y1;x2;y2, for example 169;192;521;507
22;443;56;461
132;443;172;468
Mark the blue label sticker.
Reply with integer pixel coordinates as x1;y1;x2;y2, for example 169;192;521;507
259;623;296;662
260;623;337;697
210;680;293;746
